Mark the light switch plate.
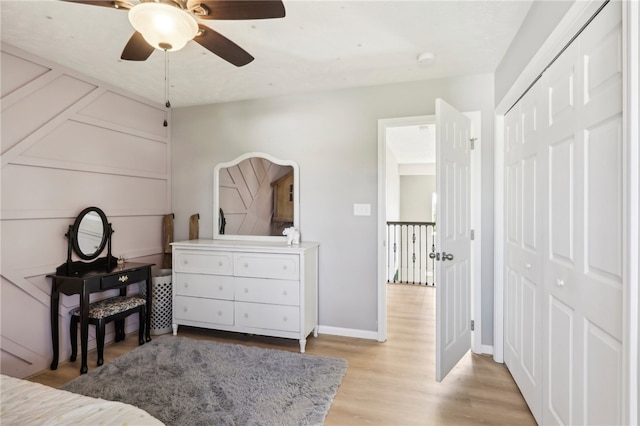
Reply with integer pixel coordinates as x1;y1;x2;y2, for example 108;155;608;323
353;203;371;216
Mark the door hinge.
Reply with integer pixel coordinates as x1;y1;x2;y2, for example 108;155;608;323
470;229;475;240
470;137;477;150
470;320;475;331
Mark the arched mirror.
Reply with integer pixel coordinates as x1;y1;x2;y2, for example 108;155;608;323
70;207;110;260
213;153;299;242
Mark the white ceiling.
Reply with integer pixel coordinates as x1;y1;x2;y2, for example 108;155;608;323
388;123;436;165
1;0;532;108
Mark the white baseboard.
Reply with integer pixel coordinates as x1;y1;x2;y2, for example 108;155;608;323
480;344;494;356
316;325;379;341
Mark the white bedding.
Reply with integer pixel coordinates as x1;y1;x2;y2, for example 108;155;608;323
0;374;164;425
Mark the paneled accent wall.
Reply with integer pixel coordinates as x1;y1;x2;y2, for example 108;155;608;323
0;44;171;378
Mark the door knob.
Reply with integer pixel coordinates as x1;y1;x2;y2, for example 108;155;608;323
442;252;454;261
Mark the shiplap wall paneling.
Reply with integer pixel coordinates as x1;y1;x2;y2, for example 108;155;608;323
1;45;171;378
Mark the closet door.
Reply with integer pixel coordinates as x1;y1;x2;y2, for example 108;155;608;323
542;2;623;424
504;82;544;422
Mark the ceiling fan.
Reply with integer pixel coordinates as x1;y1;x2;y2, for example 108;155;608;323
62;0;286;66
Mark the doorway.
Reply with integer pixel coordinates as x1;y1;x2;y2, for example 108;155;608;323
377;112;483;356
385;117;437;286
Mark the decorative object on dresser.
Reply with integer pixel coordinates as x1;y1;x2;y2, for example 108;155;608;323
61;335;348;426
47;206;154;374
162;213;174;269
282;226;300;245
188;213;200;239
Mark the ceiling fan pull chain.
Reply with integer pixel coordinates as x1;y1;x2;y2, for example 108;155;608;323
165;50;171;109
163;49;170;127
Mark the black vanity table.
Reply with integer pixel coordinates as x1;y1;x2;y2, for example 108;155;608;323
48;259;153;374
48;207;153;374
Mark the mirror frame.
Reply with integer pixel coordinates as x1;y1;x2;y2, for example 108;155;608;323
71;206;110;260
213;152;300;242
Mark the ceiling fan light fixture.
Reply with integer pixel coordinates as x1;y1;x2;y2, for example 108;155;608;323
128;2;198;52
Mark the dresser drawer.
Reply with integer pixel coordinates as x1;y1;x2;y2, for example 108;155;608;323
174;296;234;325
235;277;299;306
174;250;233;275
234;254;299;280
101;267;148;290
235;302;299;332
174;273;234;300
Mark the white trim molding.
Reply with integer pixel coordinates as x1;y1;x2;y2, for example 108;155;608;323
623;0;639;423
317;325;379;341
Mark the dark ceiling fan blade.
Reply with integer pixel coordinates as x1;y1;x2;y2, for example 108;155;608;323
194;24;254;67
60;0;131;10
195;0;285;20
121;32;155;61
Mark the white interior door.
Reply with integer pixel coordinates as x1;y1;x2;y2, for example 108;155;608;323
503;80;544;422
501;2;624;424
435;98;472;382
542;3;623;424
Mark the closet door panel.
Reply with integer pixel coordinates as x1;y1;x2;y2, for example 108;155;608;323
505;267;520;355
548;137;575;265
507;163;522;245
582;118;624;340
584;322;622;426
542;2;623;424
543;39;581;426
505;3;624;426
578;6;624;423
503;86;543;421
520;277;538;380
522;156;537;251
585;119;622;278
548;296;574;425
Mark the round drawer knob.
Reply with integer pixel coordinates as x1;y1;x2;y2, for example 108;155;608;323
219;285;223;291
244;313;249;319
183;259;189;264
218;261;223;266
184;282;189;288
283;265;287;270
283;290;288;296
525;263;532;269
244;288;249;293
183;306;188;312
283;316;288;322
556;279;565;287
218;310;223;316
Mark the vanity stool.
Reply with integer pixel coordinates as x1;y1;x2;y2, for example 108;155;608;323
70;295;146;367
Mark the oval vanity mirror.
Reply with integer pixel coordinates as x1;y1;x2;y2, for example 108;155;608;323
71;206;109;260
213;153;299;242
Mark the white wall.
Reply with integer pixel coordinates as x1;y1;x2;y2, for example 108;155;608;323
0;45;170;378
400;175;435;222
385;145;400;222
172;73;496;341
494;0;574;105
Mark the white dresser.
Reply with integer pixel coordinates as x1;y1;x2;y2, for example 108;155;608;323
170;239;319;352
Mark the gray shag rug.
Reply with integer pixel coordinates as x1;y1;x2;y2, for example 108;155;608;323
61;335;348;426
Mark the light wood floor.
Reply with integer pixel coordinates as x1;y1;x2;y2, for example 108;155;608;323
30;284;536;425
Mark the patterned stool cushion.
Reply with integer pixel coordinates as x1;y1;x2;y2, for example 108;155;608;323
70;296;146;319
